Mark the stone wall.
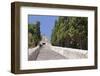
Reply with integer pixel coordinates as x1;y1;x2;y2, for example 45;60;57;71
50;46;88;59
28;46;40;60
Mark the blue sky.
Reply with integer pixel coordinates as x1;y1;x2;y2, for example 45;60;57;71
28;15;58;40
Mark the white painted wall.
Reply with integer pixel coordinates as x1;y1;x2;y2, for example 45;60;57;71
0;0;100;76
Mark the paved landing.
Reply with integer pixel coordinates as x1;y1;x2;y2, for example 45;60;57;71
36;45;66;60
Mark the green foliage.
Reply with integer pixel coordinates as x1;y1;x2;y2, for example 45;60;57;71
28;21;41;48
51;16;88;50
